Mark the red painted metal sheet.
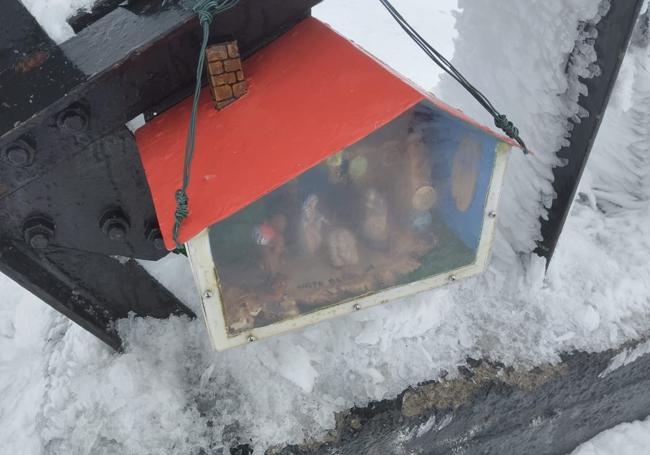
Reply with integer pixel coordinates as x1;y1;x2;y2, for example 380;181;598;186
136;17;515;249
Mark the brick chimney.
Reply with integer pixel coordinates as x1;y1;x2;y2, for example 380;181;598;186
205;41;248;110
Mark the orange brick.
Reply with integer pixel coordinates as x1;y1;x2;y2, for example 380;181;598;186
208;61;224;75
227;42;240;58
232;81;248;99
214;85;233;101
206;44;228;61
223;58;242;72
205;40;245;110
211;72;237;86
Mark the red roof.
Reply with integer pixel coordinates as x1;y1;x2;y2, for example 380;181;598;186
136;17;515;249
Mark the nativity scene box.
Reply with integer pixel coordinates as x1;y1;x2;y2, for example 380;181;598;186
136;18;515;350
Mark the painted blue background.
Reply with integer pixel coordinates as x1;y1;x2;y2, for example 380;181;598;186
415;101;498;252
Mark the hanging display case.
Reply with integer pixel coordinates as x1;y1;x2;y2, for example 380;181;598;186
136;18;515;350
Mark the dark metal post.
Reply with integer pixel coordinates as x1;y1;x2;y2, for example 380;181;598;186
536;0;645;262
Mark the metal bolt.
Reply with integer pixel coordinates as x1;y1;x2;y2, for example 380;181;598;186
6;145;29;165
106;223;127;241
203;290;213;299
353;303;361;311
29;233;50;249
247;335;257;343
23;215;55;250
99;208;130;242
153;236;165;250
145;225;165;251
488;211;497;219
449;274;457;282
60;112;85;130
56;104;88;132
2;139;35;167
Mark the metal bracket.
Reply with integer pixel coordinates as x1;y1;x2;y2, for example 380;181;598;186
0;0;321;349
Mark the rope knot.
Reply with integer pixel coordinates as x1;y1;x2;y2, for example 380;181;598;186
495;114;529;154
494;114;518;138
193;0;239;25
195;9;213;25
172;188;189;248
172;0;240;250
174;189;189;221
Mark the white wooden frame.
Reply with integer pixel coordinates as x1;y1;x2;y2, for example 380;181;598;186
187;144;510;351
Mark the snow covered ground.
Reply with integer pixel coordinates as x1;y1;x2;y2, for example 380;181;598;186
571;416;650;455
2;0;649;453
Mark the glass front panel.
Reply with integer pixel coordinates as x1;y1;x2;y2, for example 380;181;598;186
208;100;501;336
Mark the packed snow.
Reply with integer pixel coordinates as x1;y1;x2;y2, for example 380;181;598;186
599;339;650;379
20;0;93;43
571;416;650;455
2;0;649;453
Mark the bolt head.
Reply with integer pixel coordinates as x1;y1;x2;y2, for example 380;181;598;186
107;223;127;241
145;226;165;250
203;290;213;299
6;145;30;166
29;233;50;249
488;211;497;219
57;106;88;132
99;209;130;242
247;335;257;343
449;275;457;282
62;113;84;130
23;216;55;249
353;303;361;311
2;139;35;167
153;236;165;250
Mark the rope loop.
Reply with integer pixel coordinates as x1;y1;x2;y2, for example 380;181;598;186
171;0;240;249
195;9;213;26
193;0;239;25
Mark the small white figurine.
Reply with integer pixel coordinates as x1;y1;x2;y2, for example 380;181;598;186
327;228;359;267
363;188;389;247
300;194;328;255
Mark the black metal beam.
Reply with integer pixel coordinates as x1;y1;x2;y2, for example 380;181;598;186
0;0;84;134
1;0;320;147
0;127;169;260
1;0;320;259
0;0;322;350
0;237;194;350
1;0;320;257
536;0;645;262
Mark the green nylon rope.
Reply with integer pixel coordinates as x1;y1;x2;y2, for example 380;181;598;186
173;0;527;250
172;0;240;249
378;0;529;153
